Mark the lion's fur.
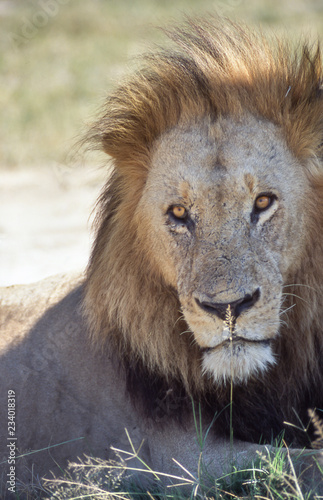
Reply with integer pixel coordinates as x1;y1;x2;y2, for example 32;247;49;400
1;18;323;497
84;19;323;443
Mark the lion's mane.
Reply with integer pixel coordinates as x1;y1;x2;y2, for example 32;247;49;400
84;19;323;445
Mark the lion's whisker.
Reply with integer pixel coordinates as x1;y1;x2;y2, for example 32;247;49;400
280;304;296;316
281;292;311;307
279;318;289;329
180;329;194;336
174;314;186;328
282;283;318;292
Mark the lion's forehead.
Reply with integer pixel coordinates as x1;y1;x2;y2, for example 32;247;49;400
149;114;305;206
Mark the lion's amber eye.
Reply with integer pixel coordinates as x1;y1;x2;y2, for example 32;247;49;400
255;195;271;211
171;206;187;219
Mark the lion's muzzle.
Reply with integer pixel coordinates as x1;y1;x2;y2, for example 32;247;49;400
194;288;260;321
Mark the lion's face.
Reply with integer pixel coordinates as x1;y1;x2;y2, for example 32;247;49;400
136;114;310;383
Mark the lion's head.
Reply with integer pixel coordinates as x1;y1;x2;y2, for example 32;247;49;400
84;19;323;442
139;113;312;383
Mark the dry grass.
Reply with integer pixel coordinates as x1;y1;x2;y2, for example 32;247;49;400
44;417;323;499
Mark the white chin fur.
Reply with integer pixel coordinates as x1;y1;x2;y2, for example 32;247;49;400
202;342;276;384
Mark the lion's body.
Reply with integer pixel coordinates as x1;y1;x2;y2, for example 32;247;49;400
1;18;323;497
0;274;264;494
0;276;139;483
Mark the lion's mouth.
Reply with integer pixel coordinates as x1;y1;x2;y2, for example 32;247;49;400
201;337;272;354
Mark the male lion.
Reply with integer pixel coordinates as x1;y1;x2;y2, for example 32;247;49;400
1;19;323;498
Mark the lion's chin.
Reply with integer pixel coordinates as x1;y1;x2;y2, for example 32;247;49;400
202;340;276;384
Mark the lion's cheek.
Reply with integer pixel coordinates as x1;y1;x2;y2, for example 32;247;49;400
134;214;180;288
184;315;224;349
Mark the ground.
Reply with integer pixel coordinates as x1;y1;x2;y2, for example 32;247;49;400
0;165;105;287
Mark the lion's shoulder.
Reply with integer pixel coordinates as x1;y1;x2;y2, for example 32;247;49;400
1;271;83;307
0;272;84;348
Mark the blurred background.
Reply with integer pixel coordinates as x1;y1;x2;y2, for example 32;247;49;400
1;0;323;285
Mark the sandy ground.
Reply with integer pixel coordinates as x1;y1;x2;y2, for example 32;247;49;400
0;165;107;287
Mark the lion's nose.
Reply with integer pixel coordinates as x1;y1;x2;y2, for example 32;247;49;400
195;288;260;321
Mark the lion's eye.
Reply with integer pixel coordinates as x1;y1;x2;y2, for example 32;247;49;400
254;194;274;211
251;193;277;224
167;205;193;232
171;206;187;219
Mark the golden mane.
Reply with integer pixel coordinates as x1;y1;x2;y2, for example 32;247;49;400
83;19;323;443
87;19;323;163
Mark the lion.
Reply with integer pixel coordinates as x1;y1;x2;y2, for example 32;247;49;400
1;18;323;498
